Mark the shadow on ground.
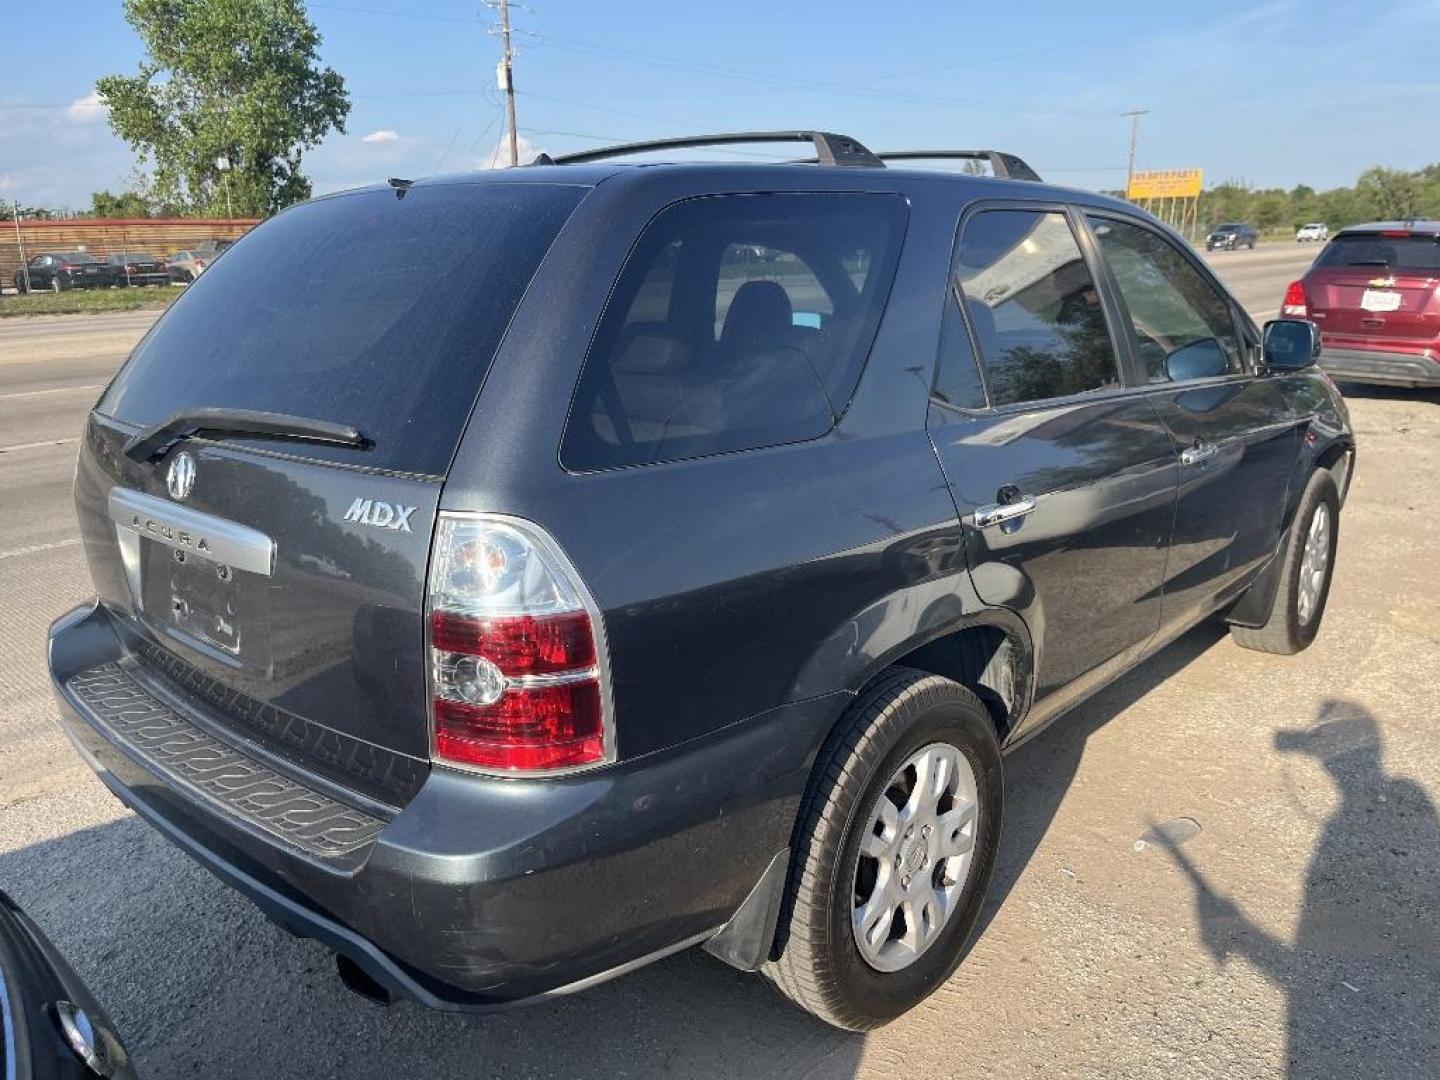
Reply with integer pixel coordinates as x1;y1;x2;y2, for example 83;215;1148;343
1173;698;1440;1078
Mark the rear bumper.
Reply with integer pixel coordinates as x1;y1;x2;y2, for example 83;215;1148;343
48;601;831;1010
1320;346;1440;388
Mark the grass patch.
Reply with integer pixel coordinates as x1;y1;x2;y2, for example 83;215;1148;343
0;286;183;318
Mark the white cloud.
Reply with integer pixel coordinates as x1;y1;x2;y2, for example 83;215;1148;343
361;129;400;144
67;91;107;123
476;134;540;170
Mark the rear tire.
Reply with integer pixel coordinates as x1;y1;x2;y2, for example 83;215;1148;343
1230;469;1339;655
763;668;1002;1031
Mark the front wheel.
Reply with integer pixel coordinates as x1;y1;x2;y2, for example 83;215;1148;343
764;669;1002;1030
1231;469;1340;654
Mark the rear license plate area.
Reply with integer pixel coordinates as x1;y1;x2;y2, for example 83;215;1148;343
1360;289;1402;313
139;540;271;668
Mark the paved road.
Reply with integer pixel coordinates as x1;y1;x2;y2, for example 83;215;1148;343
2;245;1437;1079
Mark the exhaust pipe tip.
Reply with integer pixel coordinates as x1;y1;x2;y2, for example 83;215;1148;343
335;953;396;1007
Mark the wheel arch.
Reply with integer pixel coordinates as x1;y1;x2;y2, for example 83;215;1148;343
867;614;1033;742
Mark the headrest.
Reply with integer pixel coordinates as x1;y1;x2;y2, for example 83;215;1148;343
720;280;793;355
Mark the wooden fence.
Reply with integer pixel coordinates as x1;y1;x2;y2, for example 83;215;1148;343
2;218;259;288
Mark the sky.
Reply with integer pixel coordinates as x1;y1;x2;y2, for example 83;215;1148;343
3;0;1439;211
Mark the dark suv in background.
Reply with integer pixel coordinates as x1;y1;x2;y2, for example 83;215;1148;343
1283;219;1440;388
48;131;1353;1031
1206;221;1259;250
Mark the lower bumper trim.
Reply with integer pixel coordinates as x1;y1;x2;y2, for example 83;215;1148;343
1320;347;1440;388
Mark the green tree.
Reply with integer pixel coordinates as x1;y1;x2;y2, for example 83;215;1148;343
89;189;157;218
1252;190;1290;231
1355;166;1422;220
97;0;349;217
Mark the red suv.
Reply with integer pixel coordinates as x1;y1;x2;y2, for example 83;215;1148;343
1283;220;1440;388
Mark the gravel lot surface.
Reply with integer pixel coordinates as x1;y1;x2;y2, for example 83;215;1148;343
1;245;1435;1079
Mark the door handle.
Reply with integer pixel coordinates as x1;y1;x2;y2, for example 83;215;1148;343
1180;439;1220;467
973;494;1037;528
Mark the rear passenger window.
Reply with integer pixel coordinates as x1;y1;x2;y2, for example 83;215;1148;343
562;193;907;470
1087;216;1243;383
955;210;1120;406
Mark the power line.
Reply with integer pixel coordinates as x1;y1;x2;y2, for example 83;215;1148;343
304;3;1121;118
534;34;1120;117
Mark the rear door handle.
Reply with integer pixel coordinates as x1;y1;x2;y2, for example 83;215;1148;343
974;495;1037;528
1180;439;1220;467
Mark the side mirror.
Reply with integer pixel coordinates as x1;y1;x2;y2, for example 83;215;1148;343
1165;338;1229;382
1263;319;1321;370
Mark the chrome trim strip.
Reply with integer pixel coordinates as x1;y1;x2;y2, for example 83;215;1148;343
107;487;275;577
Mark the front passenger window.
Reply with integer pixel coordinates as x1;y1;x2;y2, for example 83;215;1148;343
1087;216;1243;383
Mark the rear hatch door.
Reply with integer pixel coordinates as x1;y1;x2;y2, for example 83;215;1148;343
1306;231;1440;345
80;180;587;806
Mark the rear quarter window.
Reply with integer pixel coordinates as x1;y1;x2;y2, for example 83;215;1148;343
99;182;586;476
561;192;908;471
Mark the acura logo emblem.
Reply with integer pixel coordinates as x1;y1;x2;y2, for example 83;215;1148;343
166;452;196;502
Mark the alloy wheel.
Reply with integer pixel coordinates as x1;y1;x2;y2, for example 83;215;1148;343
1297;502;1331;625
852;742;980;973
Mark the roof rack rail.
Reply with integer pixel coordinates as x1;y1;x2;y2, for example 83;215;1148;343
531;130;884;169
875;151;1042;182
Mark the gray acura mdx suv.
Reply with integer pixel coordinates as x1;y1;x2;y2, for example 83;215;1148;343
48;132;1353;1031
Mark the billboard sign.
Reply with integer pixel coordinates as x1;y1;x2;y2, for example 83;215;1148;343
1126;169;1204;200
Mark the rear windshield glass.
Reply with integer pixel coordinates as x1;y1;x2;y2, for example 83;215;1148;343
1315;233;1440;272
99;182;586;475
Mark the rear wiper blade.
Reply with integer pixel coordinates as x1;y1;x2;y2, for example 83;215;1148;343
1345;259;1390;266
123;407;369;462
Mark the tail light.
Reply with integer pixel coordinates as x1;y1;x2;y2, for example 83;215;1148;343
426;513;612;774
1282;280;1309;318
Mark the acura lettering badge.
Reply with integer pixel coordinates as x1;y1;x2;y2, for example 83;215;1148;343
166;451;196;502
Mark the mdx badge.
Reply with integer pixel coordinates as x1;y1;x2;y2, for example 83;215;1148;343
166;451;196;502
344;498;416;533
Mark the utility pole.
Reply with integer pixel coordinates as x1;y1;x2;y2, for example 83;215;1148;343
13;201;31;293
1122;108;1149;199
499;0;518;167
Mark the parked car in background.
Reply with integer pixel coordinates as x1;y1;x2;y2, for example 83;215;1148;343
1284;219;1440;387
165;250;209;282
194;238;235;259
1295;223;1328;243
1205;222;1259;250
104;252;170;288
49;132;1354;1033
0;888;137;1079
12;252;111;293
